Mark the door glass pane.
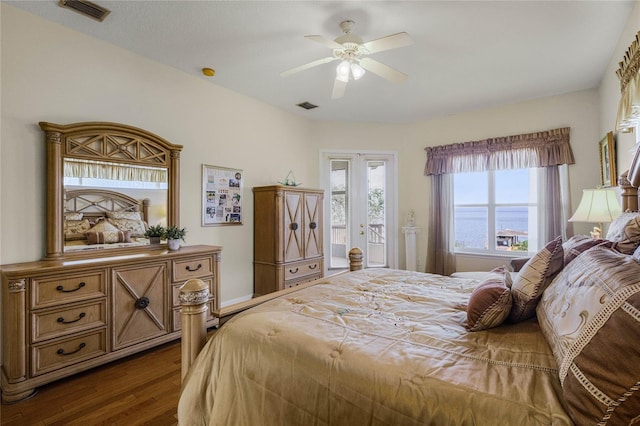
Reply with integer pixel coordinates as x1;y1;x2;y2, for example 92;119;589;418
367;161;386;267
330;160;349;268
454;207;488;249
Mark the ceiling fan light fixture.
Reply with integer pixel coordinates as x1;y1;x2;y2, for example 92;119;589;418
351;62;365;80
336;60;351;82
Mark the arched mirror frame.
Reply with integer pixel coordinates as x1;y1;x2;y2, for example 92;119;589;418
40;121;182;260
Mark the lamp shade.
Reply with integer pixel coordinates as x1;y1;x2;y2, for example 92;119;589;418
569;188;622;224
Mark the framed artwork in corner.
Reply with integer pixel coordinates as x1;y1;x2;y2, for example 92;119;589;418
599;131;617;187
201;164;243;226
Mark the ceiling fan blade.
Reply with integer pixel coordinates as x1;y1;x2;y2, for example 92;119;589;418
362;32;412;54
359;57;408;83
280;56;338;77
305;35;344;50
332;78;347;99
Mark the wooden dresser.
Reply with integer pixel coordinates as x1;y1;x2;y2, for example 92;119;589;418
1;244;221;403
253;185;324;295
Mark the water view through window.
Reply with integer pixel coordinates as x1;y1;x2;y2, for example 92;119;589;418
454;169;536;253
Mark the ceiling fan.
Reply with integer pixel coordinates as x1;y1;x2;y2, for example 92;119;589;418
281;20;413;99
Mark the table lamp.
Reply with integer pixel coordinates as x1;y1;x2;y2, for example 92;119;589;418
569;188;622;238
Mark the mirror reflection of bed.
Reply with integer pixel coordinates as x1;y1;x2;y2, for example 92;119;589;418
62;160;168;252
63;189;154;252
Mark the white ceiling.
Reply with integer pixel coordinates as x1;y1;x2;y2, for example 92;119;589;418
7;1;635;124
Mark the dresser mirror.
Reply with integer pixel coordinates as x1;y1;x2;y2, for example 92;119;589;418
40;122;183;259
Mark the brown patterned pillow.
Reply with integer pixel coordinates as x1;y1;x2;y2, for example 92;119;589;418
605;212;640;254
562;234;613;266
88;219;120;233
86;230;132;245
64;219;91;241
509;235;563;322
536;247;640;425
466;266;513;331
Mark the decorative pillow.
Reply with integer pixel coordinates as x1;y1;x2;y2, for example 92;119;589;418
86;230;132;245
87;219;120;233
466;266;513;331
107;211;142;220
562;234;613;266
605;212;640;254
536;247;640;425
509;235;563;322
108;218;147;237
64;212;83;221
64;219;91;241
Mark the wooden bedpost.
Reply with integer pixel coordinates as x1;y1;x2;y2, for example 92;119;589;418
179;279;209;380
349;247;363;271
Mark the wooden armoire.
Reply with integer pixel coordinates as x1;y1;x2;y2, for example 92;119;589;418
253;185;324;295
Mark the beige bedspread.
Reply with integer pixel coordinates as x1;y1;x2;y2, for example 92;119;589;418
178;269;572;425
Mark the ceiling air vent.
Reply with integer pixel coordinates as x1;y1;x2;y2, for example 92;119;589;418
297;102;318;110
58;0;111;22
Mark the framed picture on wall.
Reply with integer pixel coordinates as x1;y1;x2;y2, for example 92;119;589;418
599;131;617;187
201;164;243;226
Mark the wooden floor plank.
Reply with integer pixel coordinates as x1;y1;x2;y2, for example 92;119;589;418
0;334;202;426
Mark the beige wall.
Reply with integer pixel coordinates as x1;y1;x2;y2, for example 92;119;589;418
2;3;638;305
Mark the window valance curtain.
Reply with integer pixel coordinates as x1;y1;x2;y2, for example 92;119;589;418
423;127;574;175
65;158;167;183
616;30;640;132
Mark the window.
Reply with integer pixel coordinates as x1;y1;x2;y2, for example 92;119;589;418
454;168;538;254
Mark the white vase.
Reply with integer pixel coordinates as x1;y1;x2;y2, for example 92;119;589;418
167;239;180;251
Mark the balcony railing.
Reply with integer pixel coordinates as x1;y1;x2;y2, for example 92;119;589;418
331;224;385;245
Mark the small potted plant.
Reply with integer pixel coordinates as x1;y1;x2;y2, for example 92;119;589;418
144;224;166;245
164;225;187;250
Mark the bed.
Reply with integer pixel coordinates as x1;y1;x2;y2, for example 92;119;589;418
177;178;640;425
63;188;151;251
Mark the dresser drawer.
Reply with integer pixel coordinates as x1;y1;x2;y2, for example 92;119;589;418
173;256;214;282
284;259;323;280
32;300;107;343
32;271;107;309
172;278;214;307
31;328;107;376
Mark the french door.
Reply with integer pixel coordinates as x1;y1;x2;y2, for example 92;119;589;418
321;151;397;271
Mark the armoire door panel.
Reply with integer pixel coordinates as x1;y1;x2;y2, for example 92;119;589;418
304;193;323;258
284;192;304;262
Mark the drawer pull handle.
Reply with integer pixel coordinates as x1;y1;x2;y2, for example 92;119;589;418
309;264;317;270
57;342;86;356
56;282;86;293
57;312;86;324
289;268;299;274
186;264;202;272
310;222;317;230
135;296;150;309
291;222;299;231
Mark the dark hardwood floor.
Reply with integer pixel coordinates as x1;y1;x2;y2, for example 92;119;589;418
1;336;196;426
